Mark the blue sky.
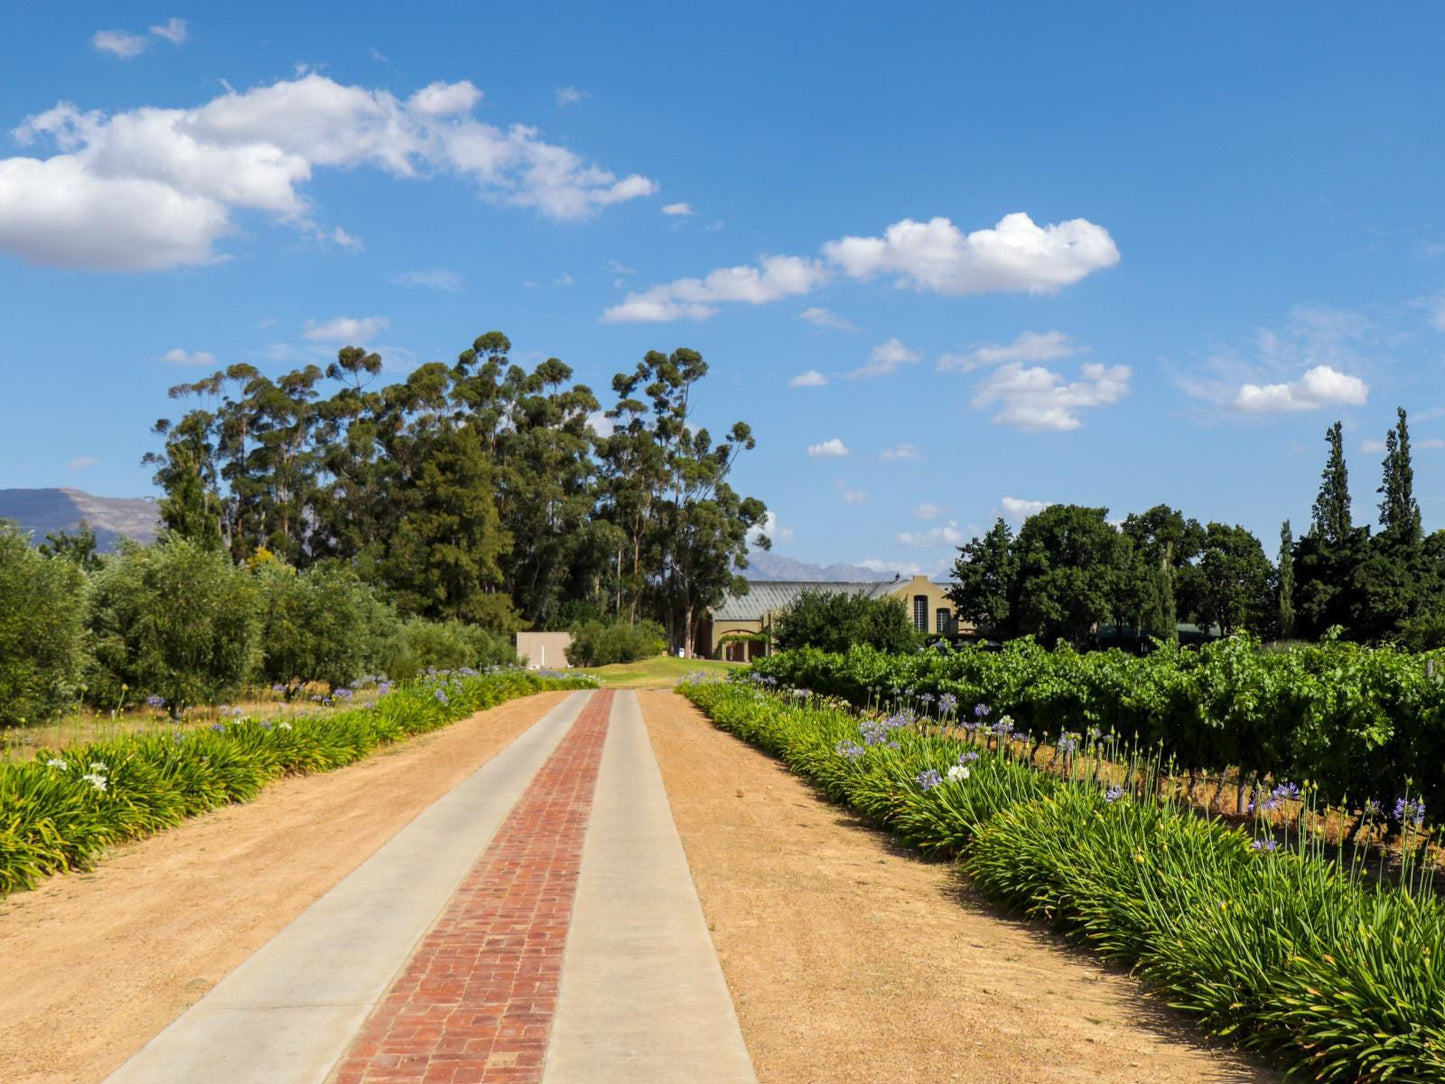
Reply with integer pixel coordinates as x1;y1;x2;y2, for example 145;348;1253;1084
3;3;1445;574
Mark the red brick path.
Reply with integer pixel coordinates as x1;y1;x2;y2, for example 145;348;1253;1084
330;691;613;1084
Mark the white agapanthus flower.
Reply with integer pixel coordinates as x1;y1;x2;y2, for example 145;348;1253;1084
46;758;68;769
946;764;971;783
80;772;108;792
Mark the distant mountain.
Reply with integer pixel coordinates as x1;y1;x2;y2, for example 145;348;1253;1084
743;549;901;582
0;488;161;550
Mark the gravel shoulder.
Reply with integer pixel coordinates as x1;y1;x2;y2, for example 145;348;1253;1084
639;689;1278;1084
0;690;571;1084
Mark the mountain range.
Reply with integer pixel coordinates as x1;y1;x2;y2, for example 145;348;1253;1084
0;488;161;550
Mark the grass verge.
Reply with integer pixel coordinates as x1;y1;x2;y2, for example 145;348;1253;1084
0;669;595;899
682;679;1445;1083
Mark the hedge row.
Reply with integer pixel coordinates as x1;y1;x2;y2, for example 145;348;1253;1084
0;669;596;898
751;637;1445;816
682;679;1445;1083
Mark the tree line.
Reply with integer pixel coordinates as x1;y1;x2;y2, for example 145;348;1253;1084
146;332;768;655
949;408;1445;649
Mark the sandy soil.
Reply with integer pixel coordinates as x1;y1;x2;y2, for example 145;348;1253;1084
639;690;1279;1084
0;690;571;1084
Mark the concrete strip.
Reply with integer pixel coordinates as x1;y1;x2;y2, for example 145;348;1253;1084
105;690;594;1084
544;690;758;1083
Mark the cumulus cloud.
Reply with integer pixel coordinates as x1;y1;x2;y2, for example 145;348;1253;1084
914;502;943;520
303;315;389;343
749;510;793;545
602;254;827;322
880;442;922;461
842;489;866;504
69;456;99;469
390;268;462;292
854;557;931;576
555;86;585;106
939;329;1076;372
1363;436;1445;453
161;347;217;366
91;30;148;58
971;360;1130;431
586;410;615;438
603;211;1117;322
789;369;827;387
661;201;695;216
798;306;859;332
807;438;849;458
1232;364;1369;413
848;337;920;378
150;18;188;44
1001;496;1052;523
1;74;656;271
897;521;966;548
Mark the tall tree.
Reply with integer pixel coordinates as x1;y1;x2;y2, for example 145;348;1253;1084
948;518;1018;637
1277;520;1295;638
1378;406;1422;545
1012;504;1130;647
1122;504;1204;638
1312;420;1353;544
1190;523;1274;636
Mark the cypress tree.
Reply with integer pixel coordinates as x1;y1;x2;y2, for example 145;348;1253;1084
1311;421;1353;544
1278;520;1295;638
1379;406;1422;544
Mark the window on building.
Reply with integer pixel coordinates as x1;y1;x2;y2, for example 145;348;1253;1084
913;595;927;632
936;608;951;634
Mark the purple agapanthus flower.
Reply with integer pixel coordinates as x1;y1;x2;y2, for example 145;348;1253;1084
835;740;866;760
973;703;991;719
959;751;980;764
1395;797;1427;827
434;688;449;705
915;768;943;792
1057;734;1079;755
1272;782;1300;801
145;694;166;709
939;693;958;714
1251;838;1279;853
1104;785;1125;803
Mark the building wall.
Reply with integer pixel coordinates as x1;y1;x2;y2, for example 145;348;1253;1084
882;575;961;635
515;631;574;669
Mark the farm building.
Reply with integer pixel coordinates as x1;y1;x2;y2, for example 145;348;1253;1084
697;575;961;661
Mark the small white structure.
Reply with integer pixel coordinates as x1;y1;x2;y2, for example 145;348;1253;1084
515;631;574;669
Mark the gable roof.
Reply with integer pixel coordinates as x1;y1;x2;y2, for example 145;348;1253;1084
712;579;902;622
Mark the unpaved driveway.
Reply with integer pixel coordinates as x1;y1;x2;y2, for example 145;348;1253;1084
0;691;571;1084
639;690;1277;1084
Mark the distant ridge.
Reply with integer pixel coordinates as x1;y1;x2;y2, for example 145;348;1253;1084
743;549;900;582
0;488;161;550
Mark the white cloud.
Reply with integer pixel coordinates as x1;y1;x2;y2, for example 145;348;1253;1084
603;254;828;322
69;456;99;470
554;272;574;286
789;369;827;387
914;502;943;520
971;360;1130;431
661;201;695;216
841;488;867;505
807;438;849;458
606;258;634;276
1;74;655;271
150;18;188;44
603;211;1116;322
880;442;923;461
749;510;793;545
1426;295;1445;332
92;30;148;58
161;347;217;366
555;86;585;107
939;330;1076;372
302;315;389;343
1232;364;1369;413
586;410;615;438
822;212;1119;296
798;306;859;332
1364;436;1445;453
1001;496;1052;523
897;521;966;547
390;268;462;292
848;337;920;378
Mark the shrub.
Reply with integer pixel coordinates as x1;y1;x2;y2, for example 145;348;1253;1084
0;669;596;898
382;618;518;681
565;620;666;667
0;523;89;726
87;538;261;714
773;589;917;655
256;562;399;690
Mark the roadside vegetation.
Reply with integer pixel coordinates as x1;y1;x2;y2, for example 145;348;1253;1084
684;676;1445;1082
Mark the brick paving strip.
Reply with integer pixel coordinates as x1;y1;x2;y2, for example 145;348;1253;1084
329;690;614;1084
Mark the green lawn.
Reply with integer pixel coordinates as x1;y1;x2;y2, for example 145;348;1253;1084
576;655;742;688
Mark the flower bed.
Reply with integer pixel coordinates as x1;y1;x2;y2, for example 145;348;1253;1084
682;678;1445;1083
0;669;596;898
